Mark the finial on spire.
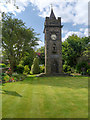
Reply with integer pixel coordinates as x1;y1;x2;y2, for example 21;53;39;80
50;4;56;19
50;4;53;11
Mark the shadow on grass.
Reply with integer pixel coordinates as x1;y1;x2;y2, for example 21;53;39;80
21;76;88;89
0;90;22;97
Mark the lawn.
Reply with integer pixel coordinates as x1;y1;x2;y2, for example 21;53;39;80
1;76;88;118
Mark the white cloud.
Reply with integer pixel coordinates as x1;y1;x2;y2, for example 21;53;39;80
73;0;88;25
62;28;88;41
80;28;84;32
29;0;89;25
84;28;88;37
0;0;89;25
0;0;29;14
79;28;88;37
37;40;44;48
62;31;82;41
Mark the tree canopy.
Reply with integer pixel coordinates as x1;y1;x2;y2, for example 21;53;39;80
2;13;39;71
62;34;89;68
36;46;45;64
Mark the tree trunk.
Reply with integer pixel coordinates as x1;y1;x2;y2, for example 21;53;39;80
9;55;16;72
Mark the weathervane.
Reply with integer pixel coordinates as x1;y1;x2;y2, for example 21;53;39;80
0;0;19;9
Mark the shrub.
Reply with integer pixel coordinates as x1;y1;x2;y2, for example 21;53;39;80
63;64;71;73
0;63;6;68
31;57;40;74
6;64;10;68
87;69;90;76
12;73;19;77
4;75;10;82
71;67;75;73
76;62;89;75
6;68;12;76
30;71;33;75
23;65;30;75
40;64;45;73
12;73;19;80
16;64;24;74
0;73;6;76
16;74;26;81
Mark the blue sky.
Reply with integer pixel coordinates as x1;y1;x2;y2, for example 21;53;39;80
15;4;45;47
0;0;89;47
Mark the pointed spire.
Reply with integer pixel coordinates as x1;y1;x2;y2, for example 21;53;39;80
51;4;53;11
50;4;56;19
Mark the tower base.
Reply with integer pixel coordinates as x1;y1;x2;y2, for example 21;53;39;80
36;73;72;77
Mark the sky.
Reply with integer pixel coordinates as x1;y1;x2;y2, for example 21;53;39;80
0;0;89;48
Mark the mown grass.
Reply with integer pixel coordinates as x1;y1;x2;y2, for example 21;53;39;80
1;76;88;118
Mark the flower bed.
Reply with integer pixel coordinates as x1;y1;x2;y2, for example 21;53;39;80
0;68;26;84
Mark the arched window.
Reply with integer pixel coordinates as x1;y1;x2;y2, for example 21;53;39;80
52;43;57;53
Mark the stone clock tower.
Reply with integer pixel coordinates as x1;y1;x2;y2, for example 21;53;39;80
44;7;63;75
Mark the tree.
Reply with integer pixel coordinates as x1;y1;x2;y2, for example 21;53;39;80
21;49;36;69
36;46;45;64
2;13;39;71
76;43;89;75
31;57;40;74
76;62;89;75
62;34;89;68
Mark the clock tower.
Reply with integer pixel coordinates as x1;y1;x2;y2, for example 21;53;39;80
44;7;63;75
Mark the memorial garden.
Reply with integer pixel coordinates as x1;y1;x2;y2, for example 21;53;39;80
0;11;89;118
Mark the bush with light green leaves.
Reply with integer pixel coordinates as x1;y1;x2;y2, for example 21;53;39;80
31;57;40;74
23;65;30;75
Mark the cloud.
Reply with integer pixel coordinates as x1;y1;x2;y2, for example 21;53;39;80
79;28;88;37
0;0;29;14
29;0;89;25
37;40;44;48
84;28;88;36
0;0;89;25
62;28;88;41
73;0;88;25
62;31;82;41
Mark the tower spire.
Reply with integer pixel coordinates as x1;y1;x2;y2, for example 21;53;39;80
50;4;56;19
51;4;53;11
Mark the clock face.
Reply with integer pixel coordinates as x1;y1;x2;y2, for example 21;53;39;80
51;34;57;40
